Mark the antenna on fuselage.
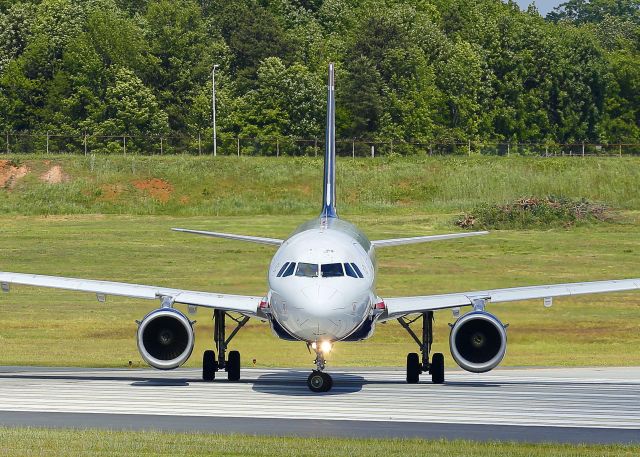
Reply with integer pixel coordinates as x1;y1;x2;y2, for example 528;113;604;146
320;63;337;219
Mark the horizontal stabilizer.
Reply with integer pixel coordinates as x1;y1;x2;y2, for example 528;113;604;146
371;231;488;248
172;228;283;246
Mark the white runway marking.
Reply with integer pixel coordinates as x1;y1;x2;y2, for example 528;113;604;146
0;366;639;430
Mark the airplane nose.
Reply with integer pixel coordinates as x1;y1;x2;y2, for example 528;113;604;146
301;285;340;316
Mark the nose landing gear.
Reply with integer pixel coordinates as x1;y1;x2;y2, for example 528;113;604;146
307;344;333;392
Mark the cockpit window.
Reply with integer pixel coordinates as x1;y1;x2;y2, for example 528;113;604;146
350;263;364;278
295;262;318;278
344;262;358;278
276;262;290;277
321;263;344;277
282;262;296;277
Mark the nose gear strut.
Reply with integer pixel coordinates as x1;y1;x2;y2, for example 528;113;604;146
307;343;333;392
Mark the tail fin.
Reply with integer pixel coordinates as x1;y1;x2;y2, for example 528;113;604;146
321;63;337;218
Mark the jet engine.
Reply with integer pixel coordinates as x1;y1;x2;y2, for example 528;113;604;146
137;308;194;370
449;311;507;373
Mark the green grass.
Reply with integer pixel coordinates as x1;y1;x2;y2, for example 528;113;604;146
0;428;638;457
1;213;639;368
2;155;640;215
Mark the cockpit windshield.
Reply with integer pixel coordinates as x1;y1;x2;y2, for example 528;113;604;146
295;262;319;278
321;263;344;277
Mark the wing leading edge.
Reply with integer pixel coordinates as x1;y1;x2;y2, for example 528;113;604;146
0;272;262;315
384;278;640;319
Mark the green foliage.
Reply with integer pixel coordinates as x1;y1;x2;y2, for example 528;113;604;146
0;0;638;144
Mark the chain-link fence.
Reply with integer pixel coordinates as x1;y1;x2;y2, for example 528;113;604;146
2;132;639;156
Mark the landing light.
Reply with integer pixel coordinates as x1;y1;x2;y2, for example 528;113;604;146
320;341;332;354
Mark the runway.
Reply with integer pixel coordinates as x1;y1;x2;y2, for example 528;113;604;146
0;366;638;443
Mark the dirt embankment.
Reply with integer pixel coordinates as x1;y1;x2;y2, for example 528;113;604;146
0;160;30;189
133;178;174;202
39;165;70;184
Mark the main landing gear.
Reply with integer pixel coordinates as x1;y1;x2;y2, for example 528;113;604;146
307;345;333;393
398;311;445;384
202;309;249;382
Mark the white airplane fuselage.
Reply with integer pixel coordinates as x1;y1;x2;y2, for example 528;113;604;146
267;217;377;343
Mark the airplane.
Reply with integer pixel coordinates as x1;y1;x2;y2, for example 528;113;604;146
2;63;640;392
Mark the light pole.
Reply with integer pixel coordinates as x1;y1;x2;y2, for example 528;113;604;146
211;64;219;157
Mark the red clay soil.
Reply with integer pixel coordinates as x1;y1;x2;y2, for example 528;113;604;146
133;178;174;203
0;160;30;189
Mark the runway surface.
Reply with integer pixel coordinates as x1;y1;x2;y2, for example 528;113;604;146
0;366;639;443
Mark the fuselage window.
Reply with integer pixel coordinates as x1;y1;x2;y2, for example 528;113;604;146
295;262;318;278
282;262;296;277
344;262;358;278
350;263;364;278
277;262;290;277
321;263;344;277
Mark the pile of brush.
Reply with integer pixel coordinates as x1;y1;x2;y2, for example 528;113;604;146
456;196;614;230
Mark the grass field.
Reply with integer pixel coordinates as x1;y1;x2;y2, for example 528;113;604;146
1;155;639;368
2;155;640;215
0;428;638;457
1;213;639;368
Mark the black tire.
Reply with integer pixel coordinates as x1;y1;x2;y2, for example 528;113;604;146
406;353;420;384
322;372;333;392
431;352;445;384
227;350;241;381
203;350;217;381
307;371;332;393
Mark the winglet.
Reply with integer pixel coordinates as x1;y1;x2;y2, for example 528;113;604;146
320;63;337;219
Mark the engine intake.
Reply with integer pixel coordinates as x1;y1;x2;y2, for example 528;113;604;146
449;311;507;373
137;308;194;370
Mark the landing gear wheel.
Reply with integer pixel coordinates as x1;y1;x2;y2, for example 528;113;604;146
307;371;332;392
430;352;445;384
203;350;217;381
226;350;241;382
406;353;420;384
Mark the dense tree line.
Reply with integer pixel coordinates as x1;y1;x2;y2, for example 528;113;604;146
0;0;638;148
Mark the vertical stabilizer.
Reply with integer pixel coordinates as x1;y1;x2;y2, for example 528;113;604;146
321;63;337;218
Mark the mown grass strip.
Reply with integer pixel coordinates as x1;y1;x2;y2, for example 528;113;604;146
0;428;638;457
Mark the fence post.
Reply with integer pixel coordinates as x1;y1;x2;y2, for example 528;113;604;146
46;131;49;154
390;139;393;155
237;137;240;157
84;132;88;156
123;135;126;155
198;132;201;155
159;136;163;155
582;141;585;157
276;138;280;157
352;139;355;158
5;132;8;154
314;137;318;157
619;143;622;157
371;144;375;158
507;143;510;156
468;139;471;156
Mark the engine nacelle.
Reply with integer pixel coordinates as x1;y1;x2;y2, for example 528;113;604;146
449;311;507;373
137;308;194;370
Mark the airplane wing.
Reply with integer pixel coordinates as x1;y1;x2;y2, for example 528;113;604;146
383;278;640;319
172;228;283;246
371;231;488;248
0;272;262;315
